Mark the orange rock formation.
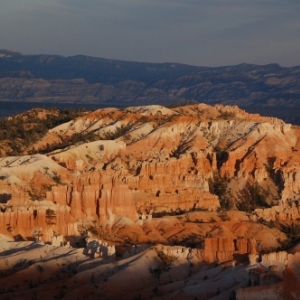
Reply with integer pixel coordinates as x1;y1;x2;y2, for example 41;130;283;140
0;104;299;251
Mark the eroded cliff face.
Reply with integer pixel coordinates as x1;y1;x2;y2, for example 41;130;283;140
46;174;138;223
0;103;299;246
236;252;300;300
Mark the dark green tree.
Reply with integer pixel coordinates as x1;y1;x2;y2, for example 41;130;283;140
209;172;233;210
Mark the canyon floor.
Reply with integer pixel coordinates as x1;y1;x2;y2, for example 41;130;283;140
0;234;246;300
1;233;300;300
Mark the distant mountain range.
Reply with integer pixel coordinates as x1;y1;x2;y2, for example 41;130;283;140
1;49;300;123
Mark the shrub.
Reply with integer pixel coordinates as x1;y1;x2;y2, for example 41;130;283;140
45;209;57;225
237;182;270;212
0;108;86;156
52;172;62;184
36;265;44;273
208;172;233;210
102;123;134;140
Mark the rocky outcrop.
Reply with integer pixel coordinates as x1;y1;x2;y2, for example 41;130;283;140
254;206;300;223
85;237;116;258
202;237;257;263
0;203;78;241
156;237;257;263
46;174;138;223
237;252;300;300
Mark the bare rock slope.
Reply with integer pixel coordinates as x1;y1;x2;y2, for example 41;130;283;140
0;103;300;299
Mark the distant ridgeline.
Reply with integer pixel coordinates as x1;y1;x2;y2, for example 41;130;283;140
1;49;300;123
0;102;110;120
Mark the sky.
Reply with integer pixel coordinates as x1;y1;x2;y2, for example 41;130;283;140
1;0;300;67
